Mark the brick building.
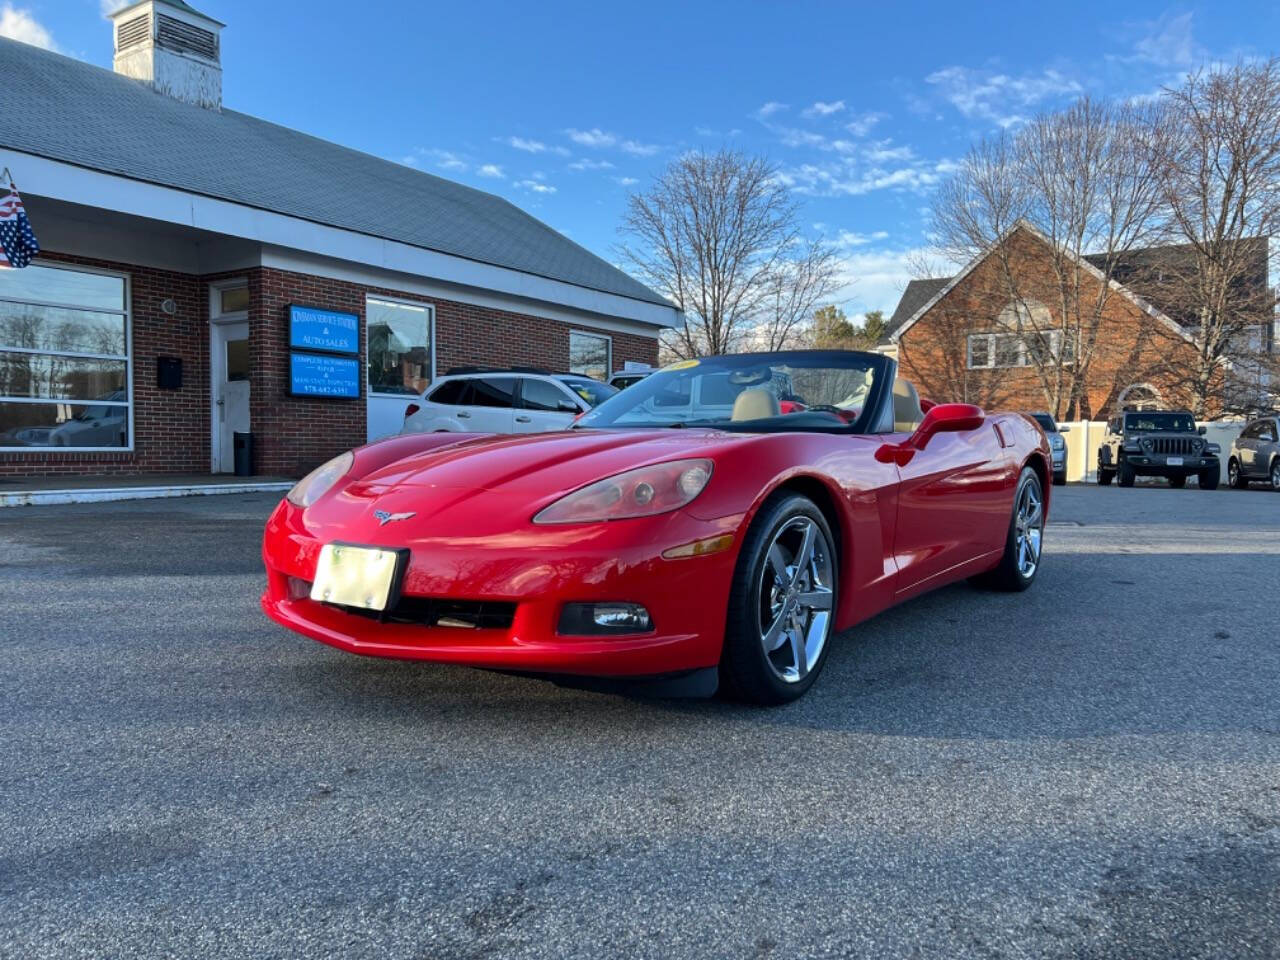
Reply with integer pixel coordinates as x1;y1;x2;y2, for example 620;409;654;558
0;1;673;478
884;221;1272;420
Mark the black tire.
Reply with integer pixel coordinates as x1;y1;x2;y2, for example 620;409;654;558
1168;474;1187;489
1053;471;1067;486
1199;468;1220;490
972;466;1044;593
1270;459;1280;492
1117;462;1136;487
1228;459;1246;489
1097;469;1114;486
721;492;838;705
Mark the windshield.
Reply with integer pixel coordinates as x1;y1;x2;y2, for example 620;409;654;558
1126;412;1195;433
558;377;617;408
1031;413;1057;432
576;351;889;433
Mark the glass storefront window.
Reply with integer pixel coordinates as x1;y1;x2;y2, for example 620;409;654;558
367;297;432;396
569;331;610;381
0;265;129;450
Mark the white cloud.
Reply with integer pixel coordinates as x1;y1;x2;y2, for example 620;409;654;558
504;136;570;156
1;3;57;50
477;164;504;179
620;139;660;157
566;127;617;148
100;0;129;15
615;176;639;187
802;100;846;119
433;151;467;172
845;111;886;137
833;230;890;248
568;158;614;171
777;156;955;198
755;101;788;118
925;65;1083;127
516;179;556;194
830;245;962;320
1131;12;1196;67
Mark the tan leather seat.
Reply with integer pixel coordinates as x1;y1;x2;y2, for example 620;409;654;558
893;378;924;433
731;388;781;422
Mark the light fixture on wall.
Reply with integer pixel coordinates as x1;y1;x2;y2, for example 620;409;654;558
160;298;178;316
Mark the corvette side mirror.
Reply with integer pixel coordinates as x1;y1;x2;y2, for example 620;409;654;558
876;403;985;466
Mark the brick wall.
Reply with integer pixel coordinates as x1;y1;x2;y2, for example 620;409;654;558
896;229;1213;420
0;254;659;478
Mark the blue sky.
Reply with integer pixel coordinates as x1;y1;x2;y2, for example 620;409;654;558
5;0;1278;319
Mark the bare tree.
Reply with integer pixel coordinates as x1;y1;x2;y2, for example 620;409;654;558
929;97;1170;419
619;150;839;358
1149;60;1280;416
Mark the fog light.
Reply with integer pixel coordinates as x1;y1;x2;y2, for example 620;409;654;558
558;602;653;635
287;576;312;600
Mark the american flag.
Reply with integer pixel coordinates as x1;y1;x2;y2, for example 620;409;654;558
0;178;40;269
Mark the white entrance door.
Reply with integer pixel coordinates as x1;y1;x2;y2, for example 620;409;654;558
212;320;250;473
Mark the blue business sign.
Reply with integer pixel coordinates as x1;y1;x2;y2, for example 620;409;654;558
289;304;359;355
290;351;360;398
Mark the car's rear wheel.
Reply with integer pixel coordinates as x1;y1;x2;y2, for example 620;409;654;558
721;493;837;705
973;466;1044;592
1117;462;1136;487
1097;468;1114;486
1271;459;1280;492
1169;474;1187;489
1053;470;1067;486
1228;459;1245;489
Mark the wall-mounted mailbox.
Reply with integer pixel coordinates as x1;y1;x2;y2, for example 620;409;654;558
157;356;183;390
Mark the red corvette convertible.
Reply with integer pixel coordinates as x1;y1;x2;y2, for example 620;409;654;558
261;350;1049;704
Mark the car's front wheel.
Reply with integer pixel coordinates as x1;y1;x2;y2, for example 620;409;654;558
1200;468;1220;490
1097;468;1114;486
721;493;838;705
1271;459;1280;492
1228;458;1245;489
1117;462;1136;487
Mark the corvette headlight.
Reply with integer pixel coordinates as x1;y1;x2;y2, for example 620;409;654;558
286;450;354;508
533;459;713;524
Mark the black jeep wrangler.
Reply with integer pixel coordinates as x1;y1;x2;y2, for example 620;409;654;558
1097;410;1220;489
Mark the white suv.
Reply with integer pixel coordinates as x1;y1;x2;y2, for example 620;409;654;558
401;367;618;435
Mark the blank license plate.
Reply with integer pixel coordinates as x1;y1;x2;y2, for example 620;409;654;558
311;543;404;611
1167;457;1184;466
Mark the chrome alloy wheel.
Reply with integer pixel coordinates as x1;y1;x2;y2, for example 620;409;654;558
756;516;835;684
1014;477;1044;579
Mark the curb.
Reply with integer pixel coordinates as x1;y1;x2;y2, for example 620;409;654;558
0;481;293;508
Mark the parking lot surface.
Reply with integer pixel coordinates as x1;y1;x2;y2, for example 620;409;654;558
1;485;1278;959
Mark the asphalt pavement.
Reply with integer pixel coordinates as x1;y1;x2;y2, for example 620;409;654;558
1;484;1278;959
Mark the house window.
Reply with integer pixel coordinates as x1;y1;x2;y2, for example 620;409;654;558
967;330;1069;369
367;297;433;396
569;330;611;381
0;264;130;450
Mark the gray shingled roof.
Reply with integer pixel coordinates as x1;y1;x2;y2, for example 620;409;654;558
883;277;950;342
0;37;670;310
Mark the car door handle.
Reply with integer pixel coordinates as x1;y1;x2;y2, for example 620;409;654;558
515;415;532;423
456;411;471;419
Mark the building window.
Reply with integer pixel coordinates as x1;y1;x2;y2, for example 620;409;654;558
967;330;1070;369
0;264;130;450
367;297;432;396
569;330;611;381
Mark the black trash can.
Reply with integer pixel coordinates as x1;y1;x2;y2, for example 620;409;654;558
233;432;253;477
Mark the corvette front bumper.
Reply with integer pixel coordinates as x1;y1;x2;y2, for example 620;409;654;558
260;499;742;677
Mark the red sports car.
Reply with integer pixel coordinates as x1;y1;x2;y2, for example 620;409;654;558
261;350;1049;704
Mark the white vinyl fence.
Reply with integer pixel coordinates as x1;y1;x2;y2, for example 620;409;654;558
1056;419;1246;484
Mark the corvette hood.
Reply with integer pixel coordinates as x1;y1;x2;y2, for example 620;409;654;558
354;429;755;501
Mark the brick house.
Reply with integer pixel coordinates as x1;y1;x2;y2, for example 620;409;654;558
883;221;1271;420
0;1;674;479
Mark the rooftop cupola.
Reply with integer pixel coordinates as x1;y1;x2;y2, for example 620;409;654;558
110;0;224;110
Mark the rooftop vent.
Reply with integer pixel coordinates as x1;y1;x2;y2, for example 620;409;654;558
109;1;224;110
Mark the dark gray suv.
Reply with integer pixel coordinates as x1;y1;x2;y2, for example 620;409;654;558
1097;410;1220;489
